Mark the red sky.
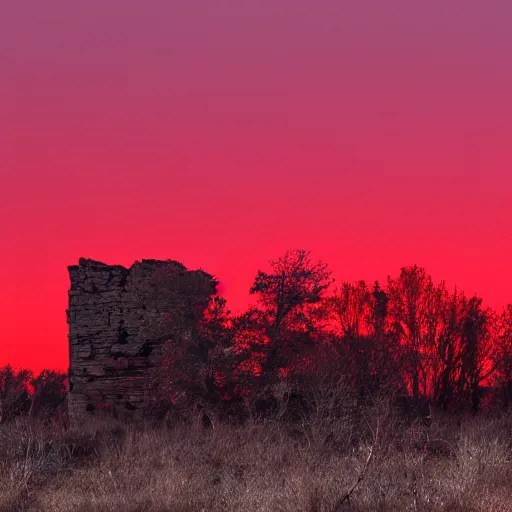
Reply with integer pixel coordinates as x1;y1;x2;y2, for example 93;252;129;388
1;2;511;373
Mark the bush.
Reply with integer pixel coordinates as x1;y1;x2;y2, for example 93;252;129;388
0;404;511;511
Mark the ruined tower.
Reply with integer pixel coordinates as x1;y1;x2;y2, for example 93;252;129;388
67;258;216;423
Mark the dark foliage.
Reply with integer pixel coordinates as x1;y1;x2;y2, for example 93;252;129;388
3;249;512;426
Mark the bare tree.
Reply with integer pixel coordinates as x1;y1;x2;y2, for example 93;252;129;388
327;280;373;339
457;296;496;413
387;266;448;400
433;286;467;410
493;305;512;407
0;365;32;423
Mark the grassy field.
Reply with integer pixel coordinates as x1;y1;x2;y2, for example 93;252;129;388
1;407;511;512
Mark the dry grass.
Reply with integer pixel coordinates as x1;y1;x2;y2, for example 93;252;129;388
0;409;511;512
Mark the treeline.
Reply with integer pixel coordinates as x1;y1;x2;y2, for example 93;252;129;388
0;367;67;423
146;249;512;421
2;249;512;424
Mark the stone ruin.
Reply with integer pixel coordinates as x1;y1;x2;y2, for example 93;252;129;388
67;258;217;423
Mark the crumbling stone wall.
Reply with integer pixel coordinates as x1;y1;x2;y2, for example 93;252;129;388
67;258;216;423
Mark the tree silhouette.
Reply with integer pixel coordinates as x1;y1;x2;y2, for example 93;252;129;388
248;250;333;386
433;286;467;410
30;369;67;419
0;365;32;423
250;249;333;337
457;297;496;413
387;265;441;400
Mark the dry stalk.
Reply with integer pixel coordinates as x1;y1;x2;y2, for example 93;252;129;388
332;417;379;511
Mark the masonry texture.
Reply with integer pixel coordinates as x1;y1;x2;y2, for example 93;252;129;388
67;258;216;423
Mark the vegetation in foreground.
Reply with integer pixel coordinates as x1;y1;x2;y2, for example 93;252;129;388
1;397;511;512
2;249;512;510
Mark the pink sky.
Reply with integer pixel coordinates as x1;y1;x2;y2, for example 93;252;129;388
1;1;511;372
